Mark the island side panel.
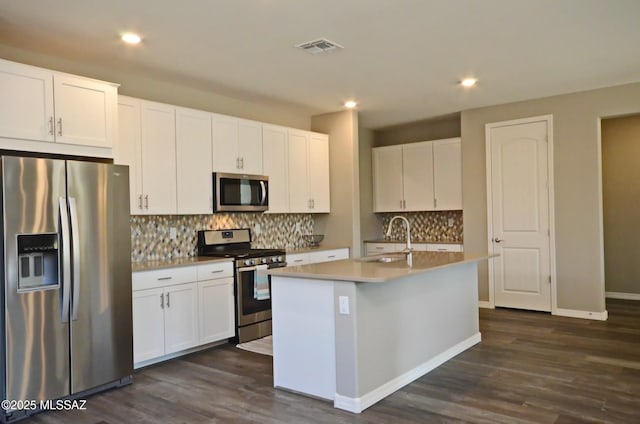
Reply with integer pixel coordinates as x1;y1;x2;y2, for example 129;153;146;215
338;262;481;412
271;276;336;400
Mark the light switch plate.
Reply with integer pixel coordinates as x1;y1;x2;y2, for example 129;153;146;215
169;227;177;240
339;296;350;315
448;218;455;227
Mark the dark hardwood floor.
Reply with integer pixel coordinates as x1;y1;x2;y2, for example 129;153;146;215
26;299;640;424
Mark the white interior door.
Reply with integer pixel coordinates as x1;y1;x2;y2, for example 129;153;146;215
488;118;553;312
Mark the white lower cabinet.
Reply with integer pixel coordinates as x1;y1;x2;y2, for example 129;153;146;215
163;282;199;354
132;261;234;367
198;277;235;344
132;282;198;364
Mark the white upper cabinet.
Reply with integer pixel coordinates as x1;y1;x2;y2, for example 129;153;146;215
308;132;330;213
373;145;404;212
433;138;462;210
140;101;177;215
116;97;143;214
176;107;213;214
373;137;461;212
0;58;116;153
262;124;289;213
52;74;116;148
212;114;263;175
0;60;54;142
402;141;434;211
116;96;177;215
288;129;330;213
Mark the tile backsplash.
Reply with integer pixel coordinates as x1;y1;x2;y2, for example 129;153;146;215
131;213;314;262
380;211;463;242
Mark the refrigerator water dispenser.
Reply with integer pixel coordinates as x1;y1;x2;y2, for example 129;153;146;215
17;233;59;290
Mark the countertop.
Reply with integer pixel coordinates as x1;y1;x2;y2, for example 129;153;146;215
132;256;233;272
286;245;350;254
268;251;493;283
364;239;463;245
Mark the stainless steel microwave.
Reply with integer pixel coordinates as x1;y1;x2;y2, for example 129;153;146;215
213;172;269;212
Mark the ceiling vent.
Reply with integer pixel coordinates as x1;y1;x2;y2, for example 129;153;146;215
296;38;344;54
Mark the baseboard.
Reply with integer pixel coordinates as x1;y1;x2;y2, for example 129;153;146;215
333;332;482;413
554;308;608;321
478;301;493;309
605;291;640;301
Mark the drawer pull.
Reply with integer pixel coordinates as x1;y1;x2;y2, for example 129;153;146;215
375;247;384;250
211;269;224;274
328;255;336;258
157;276;173;281
294;259;303;263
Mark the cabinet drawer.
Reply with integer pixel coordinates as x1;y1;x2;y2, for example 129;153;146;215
426;244;463;252
197;261;234;280
133;266;198;291
365;243;404;255
286;253;309;266
308;248;349;264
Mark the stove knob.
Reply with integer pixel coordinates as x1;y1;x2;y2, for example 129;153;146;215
271;257;278;263
244;259;252;266
277;256;283;262
261;257;267;264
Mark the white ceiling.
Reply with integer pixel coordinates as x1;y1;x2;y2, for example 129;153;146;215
1;0;639;129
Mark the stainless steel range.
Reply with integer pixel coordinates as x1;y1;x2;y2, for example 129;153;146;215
196;229;286;343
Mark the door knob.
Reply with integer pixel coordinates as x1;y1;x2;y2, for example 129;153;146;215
493;238;503;243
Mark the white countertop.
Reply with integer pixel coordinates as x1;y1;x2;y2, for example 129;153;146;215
268;251;493;283
286;245;349;254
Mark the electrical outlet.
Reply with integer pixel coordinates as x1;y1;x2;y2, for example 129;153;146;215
295;222;301;232
169;227;177;240
448;218;455;227
339;296;350;315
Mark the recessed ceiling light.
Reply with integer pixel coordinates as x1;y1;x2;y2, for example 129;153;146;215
344;100;357;108
121;33;141;45
460;78;477;88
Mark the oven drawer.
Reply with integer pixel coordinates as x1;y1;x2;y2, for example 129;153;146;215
197;261;234;280
133;266;198;291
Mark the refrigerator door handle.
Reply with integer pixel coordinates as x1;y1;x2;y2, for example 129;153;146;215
59;198;72;323
69;197;81;321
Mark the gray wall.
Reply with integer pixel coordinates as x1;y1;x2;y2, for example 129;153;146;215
0;44;311;129
312;110;361;256
374;113;461;147
601;115;640;295
462;82;640;313
358;126;383;245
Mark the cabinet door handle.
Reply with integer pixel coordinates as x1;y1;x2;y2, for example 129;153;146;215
166;292;170;308
160;293;164;309
236;157;240;169
57;118;63;136
49;117;54;135
400;200;403;209
138;195;143;209
144;195;149;209
434;198;438;208
240;157;244;169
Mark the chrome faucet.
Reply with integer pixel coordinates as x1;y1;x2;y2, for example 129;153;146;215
386;215;413;267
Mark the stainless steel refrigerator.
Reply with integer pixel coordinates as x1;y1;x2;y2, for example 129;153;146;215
0;155;133;421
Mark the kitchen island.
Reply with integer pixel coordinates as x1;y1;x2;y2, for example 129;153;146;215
268;251;492;413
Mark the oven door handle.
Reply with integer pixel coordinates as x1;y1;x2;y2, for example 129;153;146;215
238;266;257;273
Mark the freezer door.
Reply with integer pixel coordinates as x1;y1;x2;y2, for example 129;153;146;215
66;161;133;394
2;156;71;401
